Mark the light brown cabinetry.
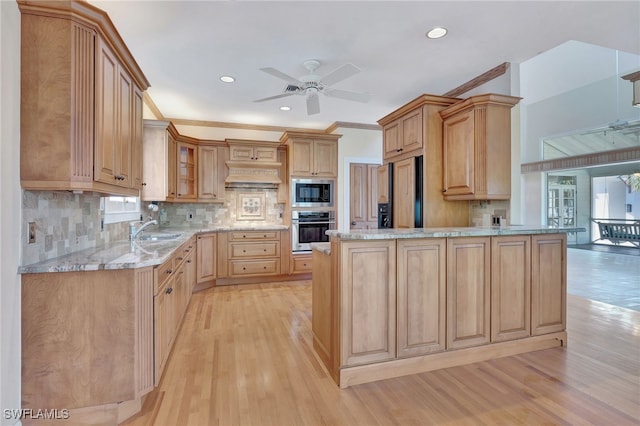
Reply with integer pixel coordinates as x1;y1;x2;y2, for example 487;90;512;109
446;237;491;350
19;1;149;196
280;132;340;178
392;157;416;228
229;143;278;162
291;253;312;274
142;120;177;201
198;145;227;202
491;235;531;342
531;233;566;335
225;140;282;184
382;108;423;160
197;232;217;284
340;240;396;366
377;164;390;204
153;236;196;384
176;141;197;199
225;231;281;278
350;163;378;229
440;94;521;200
397;239;446;357
378;95;469;228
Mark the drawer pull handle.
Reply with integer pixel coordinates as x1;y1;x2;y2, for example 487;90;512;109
187;260;192;263
177;256;184;261
166;269;173;274
263;266;267;269
166;287;173;294
243;249;246;253
243;267;246;270
243;235;246;238
264;249;267;252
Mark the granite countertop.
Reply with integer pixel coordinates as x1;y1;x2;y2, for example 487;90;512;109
19;224;289;274
310;242;331;255
326;225;585;241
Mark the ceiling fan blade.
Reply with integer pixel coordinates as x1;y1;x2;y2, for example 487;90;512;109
259;67;303;85
254;92;295;103
320;63;361;86
324;88;371;103
307;93;320;115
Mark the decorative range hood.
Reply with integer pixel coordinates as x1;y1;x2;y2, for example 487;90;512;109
225;159;282;185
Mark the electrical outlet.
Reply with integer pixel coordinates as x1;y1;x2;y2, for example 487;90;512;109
28;222;36;244
187;211;193;221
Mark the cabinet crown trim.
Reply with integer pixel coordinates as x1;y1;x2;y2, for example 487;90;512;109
439;93;521;119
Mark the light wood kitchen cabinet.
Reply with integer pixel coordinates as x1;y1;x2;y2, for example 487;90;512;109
19;1;149;196
291;253;313;274
229;143;278;162
531;233;566;336
350;163;378;229
280;131;340;178
491;235;531;342
381;108;423;160
167;133;178;199
392;157;415;228
377;95;469;228
397;238;446;357
198;145;227;202
377;164;390;204
340;240;396;366
176;141;197;199
446;237;491;350
22;268;155;410
226;231;281;278
142;120;179;201
440;93;521;200
197;232;217;284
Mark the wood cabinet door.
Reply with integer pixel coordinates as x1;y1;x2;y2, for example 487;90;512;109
116;66;133;187
253;146;278;162
94;38;119;184
340;240;396;366
383;120;401;159
197;233;217;283
350;163;367;229
392;157;415;228
400;109;423;152
131;87;144;189
531;233;566;335
290;140;314;176
367;164;379;223
491;235;531;342
313;140;338;177
167;134;177;199
229;145;254;162
397;239;446;357
442;109;475;196
377;164;390;204
198;146;220;200
176;142;197;199
446;237;491;349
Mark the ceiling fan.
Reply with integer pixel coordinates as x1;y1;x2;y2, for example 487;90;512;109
254;59;370;115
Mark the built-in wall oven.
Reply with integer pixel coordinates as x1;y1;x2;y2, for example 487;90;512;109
291;179;334;208
291;210;336;252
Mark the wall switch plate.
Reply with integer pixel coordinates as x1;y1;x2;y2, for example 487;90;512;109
28;222;36;244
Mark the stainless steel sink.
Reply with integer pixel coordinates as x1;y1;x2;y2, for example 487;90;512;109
137;232;182;241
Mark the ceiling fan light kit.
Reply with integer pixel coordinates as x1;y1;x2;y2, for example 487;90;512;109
254;59;371;115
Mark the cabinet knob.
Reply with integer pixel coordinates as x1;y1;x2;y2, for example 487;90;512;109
166;287;173;294
264;249;267;252
243;249;246;253
263;266;267;269
177;256;183;261
243;267;246;270
142;182;147;186
187;260;192;263
166;269;173;274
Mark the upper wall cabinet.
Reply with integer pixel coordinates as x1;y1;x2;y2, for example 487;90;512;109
280;131;340;178
19;0;149;197
198;144;228;203
439;94;521;201
225;139;282;184
379;108;423;161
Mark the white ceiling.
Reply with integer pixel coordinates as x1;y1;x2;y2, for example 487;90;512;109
90;0;640;131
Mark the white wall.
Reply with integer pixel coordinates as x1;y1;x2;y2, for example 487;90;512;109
334;127;382;230
1;1;23;425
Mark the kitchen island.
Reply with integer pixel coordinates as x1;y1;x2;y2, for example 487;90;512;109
312;225;583;388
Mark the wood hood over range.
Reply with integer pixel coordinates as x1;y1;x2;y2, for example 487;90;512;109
224;139;283;185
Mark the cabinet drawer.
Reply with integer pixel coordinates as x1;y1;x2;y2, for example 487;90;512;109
229;259;280;277
229;242;279;258
155;255;175;294
291;255;312;274
228;231;280;241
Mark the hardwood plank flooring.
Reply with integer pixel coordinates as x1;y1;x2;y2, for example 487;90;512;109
122;281;639;426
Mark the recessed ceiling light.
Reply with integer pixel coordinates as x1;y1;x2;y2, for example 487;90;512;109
279;106;291;111
220;75;235;83
426;27;448;39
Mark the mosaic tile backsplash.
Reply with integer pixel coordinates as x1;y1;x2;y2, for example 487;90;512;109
469;200;511;226
22;187;285;265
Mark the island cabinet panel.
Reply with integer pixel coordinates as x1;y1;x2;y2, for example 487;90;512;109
491;235;531;342
531;233;567;335
340;241;396;366
397;239;446;357
446;237;491;349
196;232;217;284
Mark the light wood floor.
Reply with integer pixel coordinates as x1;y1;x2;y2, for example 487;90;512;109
122;280;639;426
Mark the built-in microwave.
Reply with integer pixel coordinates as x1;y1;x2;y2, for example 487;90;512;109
291;178;334;208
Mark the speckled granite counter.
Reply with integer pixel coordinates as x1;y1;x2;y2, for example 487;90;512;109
310;242;331;255
19;225;288;274
326;225;584;240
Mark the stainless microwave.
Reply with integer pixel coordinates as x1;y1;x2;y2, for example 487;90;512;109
291;178;334;208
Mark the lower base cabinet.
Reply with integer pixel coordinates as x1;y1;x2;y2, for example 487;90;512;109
314;233;568;388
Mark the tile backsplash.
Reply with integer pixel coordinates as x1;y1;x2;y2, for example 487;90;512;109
469;200;511;226
21;191;129;265
22;187;285;265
